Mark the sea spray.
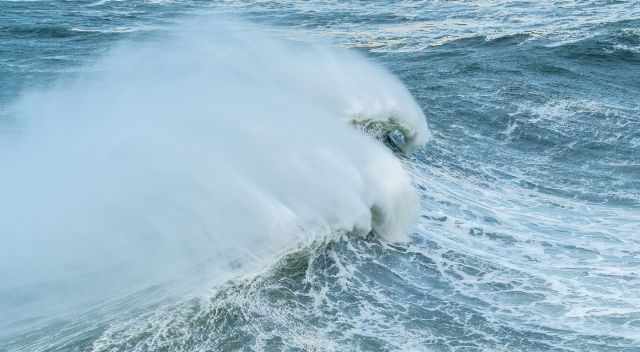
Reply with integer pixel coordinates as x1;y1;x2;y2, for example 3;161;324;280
0;19;428;325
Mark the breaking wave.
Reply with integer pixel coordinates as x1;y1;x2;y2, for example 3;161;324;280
0;18;429;336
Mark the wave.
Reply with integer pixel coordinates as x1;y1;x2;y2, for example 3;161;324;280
0;24;105;39
0;24;153;41
0;18;429;331
88;236;424;352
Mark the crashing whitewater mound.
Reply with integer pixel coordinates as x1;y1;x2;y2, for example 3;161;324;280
0;20;433;340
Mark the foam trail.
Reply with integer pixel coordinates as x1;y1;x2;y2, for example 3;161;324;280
0;19;428;325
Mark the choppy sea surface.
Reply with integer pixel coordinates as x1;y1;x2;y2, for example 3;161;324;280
1;1;640;351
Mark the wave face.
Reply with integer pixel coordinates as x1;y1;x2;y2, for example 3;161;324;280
1;1;639;352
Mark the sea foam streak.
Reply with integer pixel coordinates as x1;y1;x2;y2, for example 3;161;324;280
0;19;429;325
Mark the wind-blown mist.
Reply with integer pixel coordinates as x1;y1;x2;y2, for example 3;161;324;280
0;20;428;323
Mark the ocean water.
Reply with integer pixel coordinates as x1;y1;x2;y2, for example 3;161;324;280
1;1;639;351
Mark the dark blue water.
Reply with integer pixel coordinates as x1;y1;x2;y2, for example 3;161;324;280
1;1;639;351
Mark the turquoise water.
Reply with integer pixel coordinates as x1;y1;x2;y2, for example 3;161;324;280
1;1;639;351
